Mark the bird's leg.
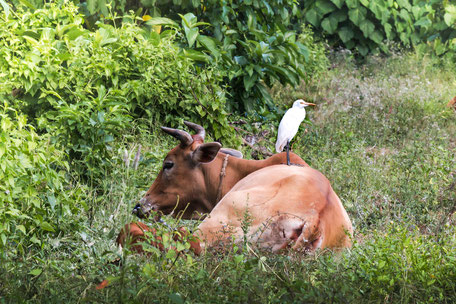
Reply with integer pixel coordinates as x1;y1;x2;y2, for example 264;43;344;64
286;140;290;166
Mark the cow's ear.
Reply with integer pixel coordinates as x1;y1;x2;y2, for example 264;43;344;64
192;142;222;163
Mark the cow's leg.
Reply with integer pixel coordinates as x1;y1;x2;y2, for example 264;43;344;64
117;222;201;255
291;216;321;252
286;140;290;165
117;222;161;253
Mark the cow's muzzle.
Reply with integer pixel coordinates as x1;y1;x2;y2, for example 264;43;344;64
132;203;145;218
132;200;159;219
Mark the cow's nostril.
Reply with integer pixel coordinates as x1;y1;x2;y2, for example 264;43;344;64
132;203;142;216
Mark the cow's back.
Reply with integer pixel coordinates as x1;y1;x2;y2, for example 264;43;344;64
196;165;353;252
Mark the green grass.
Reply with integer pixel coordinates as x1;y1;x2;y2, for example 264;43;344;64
2;51;456;303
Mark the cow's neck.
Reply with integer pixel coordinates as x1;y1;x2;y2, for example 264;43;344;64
202;153;279;209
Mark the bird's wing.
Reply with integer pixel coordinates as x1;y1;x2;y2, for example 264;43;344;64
275;108;306;152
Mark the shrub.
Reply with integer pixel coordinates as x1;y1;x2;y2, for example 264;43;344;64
0;3;234;178
0;102;84;257
147;1;329;112
10;0;329;112
301;0;456;56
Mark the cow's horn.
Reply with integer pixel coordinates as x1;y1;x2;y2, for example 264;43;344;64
184;121;205;140
161;127;194;147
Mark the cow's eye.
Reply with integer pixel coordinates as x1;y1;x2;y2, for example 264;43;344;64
163;161;174;170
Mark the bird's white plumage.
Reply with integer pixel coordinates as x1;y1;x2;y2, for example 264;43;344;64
275;99;308;153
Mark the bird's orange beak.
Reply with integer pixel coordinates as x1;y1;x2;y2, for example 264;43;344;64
300;101;316;106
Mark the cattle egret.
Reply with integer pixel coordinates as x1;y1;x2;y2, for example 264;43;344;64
275;99;315;165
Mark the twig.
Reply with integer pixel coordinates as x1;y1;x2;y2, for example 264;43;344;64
229;124;254;135
242;138;273;157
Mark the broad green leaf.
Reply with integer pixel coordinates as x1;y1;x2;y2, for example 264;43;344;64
305;9;321;26
296;42;309;61
185;28;199;48
65;29;85;41
41;221;55;232
197;35;220;58
330;0;344;9
180;13;197;28
434;39;446;55
357;44;368;56
100;37;117;47
370;30;384;44
1;117;12;131
384;22;392;39
146;17;178;27
444;5;456;26
17;225;26;234
396;0;411;11
339;27;354;43
23;36;39;46
360;19;375;37
368;2;382;19
315;0;336;15
348;7;366;26
399;32;410;45
182;49;209;62
414;18;431;29
411;6;423;20
410;32;420;44
345;0;359;9
243;74;257;91
99;0;108;17
330;10;347;23
321;17;338;34
234;56;248;65
359;0;369;7
399;9;411;23
21;30;40;40
87;0;96;14
48;195;56;211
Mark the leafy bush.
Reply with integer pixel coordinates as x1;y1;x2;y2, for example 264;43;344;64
17;0;329;112
0;3;234;178
160;1;325;112
0;103;84;256
301;0;456;56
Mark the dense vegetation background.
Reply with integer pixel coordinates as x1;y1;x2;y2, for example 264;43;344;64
0;0;455;302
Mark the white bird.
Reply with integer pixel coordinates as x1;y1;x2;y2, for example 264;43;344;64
275;99;315;165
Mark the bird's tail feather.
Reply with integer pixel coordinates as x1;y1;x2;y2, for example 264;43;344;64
275;140;286;153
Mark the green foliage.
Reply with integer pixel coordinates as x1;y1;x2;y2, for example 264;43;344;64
0;3;234;179
160;1;322;112
8;0;328;112
301;0;456;56
0;103;84;256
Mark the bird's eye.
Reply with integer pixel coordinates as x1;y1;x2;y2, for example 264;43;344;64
163;161;174;170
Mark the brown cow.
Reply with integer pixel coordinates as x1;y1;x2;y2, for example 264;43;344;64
196;164;353;252
120;164;352;254
119;122;352;254
134;121;308;219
